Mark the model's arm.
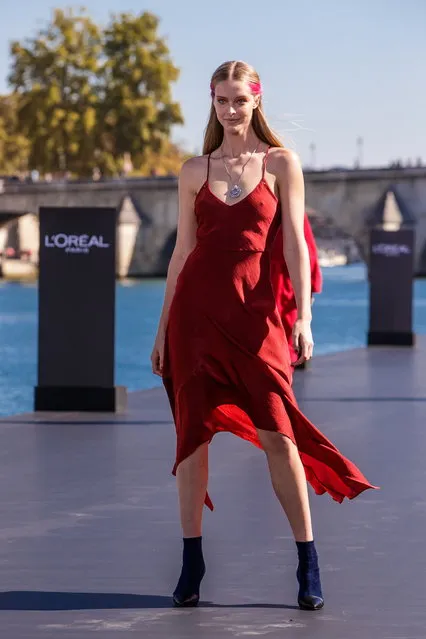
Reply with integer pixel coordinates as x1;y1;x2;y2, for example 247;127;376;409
276;149;314;364
151;158;199;375
303;214;323;295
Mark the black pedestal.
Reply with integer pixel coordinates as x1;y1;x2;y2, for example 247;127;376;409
34;385;128;412
368;228;415;347
367;330;415;347
35;207;127;412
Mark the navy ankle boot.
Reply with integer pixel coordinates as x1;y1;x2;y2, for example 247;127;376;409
172;536;206;607
296;540;324;610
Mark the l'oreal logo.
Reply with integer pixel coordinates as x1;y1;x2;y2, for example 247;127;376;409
372;243;411;257
44;234;110;254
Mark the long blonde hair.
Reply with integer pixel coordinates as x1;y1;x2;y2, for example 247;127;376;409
203;60;284;155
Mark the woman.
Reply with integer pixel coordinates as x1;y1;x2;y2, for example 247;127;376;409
151;60;377;611
271;213;323;367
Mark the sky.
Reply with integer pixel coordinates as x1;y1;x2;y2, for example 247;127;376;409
0;0;425;169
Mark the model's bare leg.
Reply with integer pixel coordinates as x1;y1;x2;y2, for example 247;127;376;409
256;430;324;611
256;430;313;541
176;442;209;537
173;442;208;607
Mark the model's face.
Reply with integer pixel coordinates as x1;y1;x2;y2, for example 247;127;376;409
213;79;259;134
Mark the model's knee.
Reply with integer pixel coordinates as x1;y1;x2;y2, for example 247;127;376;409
258;431;295;459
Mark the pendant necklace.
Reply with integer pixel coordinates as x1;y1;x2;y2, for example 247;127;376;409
222;141;261;199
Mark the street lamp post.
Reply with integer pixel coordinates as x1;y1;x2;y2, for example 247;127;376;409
356;136;364;168
309;142;316;169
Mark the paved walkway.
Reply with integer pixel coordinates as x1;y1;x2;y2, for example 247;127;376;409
0;339;425;638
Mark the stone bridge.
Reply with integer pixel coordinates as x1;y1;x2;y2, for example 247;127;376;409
1;166;426;276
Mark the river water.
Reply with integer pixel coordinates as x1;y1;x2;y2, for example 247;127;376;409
1;264;425;417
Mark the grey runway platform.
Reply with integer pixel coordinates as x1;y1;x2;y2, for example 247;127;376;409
1;339;425;638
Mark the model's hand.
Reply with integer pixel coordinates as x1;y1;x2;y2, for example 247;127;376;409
151;332;165;377
293;319;314;366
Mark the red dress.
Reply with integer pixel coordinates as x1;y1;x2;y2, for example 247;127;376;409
163;149;377;510
271;215;322;363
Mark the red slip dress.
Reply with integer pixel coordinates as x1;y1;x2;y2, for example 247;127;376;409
162;148;377;511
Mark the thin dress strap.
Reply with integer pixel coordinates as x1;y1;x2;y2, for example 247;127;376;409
262;146;270;179
206;153;211;182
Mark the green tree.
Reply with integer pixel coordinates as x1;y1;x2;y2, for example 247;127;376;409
9;8;102;175
138;141;193;176
0;94;30;174
8;8;184;177
99;12;183;175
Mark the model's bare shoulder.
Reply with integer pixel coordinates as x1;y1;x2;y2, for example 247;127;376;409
269;147;303;179
179;155;208;195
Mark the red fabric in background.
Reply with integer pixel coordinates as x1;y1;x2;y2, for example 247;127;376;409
271;214;322;363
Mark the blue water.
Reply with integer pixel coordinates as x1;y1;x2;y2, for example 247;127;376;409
1;264;426;417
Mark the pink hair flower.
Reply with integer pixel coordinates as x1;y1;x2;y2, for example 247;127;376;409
249;81;262;95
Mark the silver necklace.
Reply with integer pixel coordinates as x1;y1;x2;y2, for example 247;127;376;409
221;141;261;198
